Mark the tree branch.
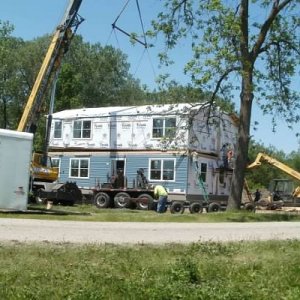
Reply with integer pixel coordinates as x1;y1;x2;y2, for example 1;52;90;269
258;39;300;56
251;0;293;60
205;66;240;122
210;66;241;104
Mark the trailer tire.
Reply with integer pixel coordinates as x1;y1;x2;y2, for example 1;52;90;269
94;192;111;208
170;201;185;214
137;194;153;210
34;189;46;204
208;202;221;212
189;202;203;214
244;202;254;211
114;192;131;209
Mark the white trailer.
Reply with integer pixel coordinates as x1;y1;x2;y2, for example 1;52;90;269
0;129;33;210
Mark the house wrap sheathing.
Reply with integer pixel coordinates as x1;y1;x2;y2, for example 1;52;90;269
48;103;238;202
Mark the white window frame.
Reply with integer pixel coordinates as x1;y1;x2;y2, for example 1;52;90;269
73;120;92;139
51;157;61;176
53;120;62;139
148;158;176;182
152;117;176;139
69;158;90;179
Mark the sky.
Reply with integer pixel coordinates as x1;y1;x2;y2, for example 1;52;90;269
0;0;299;154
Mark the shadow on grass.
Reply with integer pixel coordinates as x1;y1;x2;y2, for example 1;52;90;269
0;206;91;216
226;212;299;222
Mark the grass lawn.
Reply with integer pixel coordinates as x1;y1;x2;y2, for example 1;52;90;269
1;205;300;299
1;203;300;222
0;240;300;299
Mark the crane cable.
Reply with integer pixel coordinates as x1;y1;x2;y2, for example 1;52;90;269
113;0;131;26
105;0;131;46
112;0;146;47
110;0;156;78
135;0;147;48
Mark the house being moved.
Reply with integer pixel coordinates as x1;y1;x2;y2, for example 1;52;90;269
48;103;238;204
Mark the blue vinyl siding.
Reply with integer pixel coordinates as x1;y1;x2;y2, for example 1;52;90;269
56;153;189;192
89;156;111;186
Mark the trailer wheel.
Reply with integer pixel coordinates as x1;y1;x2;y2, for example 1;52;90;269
170;201;185;214
207;202;221;212
137;194;153;210
244;202;254;211
33;189;46;204
114;192;131;209
189;202;203;214
94;192;111;209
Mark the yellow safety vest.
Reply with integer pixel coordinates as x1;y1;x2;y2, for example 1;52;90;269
154;185;168;197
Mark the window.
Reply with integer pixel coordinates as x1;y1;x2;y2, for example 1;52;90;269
199;163;207;183
70;158;89;178
73;120;91;138
51;158;60;175
149;159;175;181
152;117;176;138
53;121;62;139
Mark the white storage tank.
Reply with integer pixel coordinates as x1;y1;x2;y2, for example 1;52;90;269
0;129;33;210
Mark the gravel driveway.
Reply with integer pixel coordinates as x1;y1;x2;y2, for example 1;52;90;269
1;219;300;244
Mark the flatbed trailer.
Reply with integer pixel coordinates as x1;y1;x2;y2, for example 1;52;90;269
92;185;239;213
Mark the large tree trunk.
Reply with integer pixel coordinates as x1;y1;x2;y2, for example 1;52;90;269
227;71;253;210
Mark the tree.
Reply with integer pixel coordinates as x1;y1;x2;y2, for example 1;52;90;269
151;0;300;210
0;21;23;129
64;37;147;108
1;32;148;149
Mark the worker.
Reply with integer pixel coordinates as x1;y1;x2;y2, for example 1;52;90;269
220;143;229;169
254;189;261;202
153;185;168;213
227;148;234;167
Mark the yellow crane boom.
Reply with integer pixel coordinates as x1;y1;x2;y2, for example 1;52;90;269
247;152;300;182
16;0;84;205
17;0;84;133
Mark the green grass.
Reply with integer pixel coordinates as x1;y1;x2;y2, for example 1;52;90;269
1;205;300;299
0;204;300;222
0;240;300;299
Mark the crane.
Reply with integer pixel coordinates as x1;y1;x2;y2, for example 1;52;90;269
248;152;300;205
248;153;300;182
17;0;84;133
17;0;84;205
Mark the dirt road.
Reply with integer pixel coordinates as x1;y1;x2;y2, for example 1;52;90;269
0;219;300;244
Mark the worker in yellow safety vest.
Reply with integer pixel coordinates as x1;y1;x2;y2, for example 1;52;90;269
153;185;168;213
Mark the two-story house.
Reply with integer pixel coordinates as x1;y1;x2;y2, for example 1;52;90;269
48;103;238;204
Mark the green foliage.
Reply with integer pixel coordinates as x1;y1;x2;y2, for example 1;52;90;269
151;0;300;127
64;38;146;108
0;21;24;129
0;27;149;149
149;83;235;112
0;240;300;299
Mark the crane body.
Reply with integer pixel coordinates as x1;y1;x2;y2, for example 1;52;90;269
248;153;300;206
17;0;84;205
